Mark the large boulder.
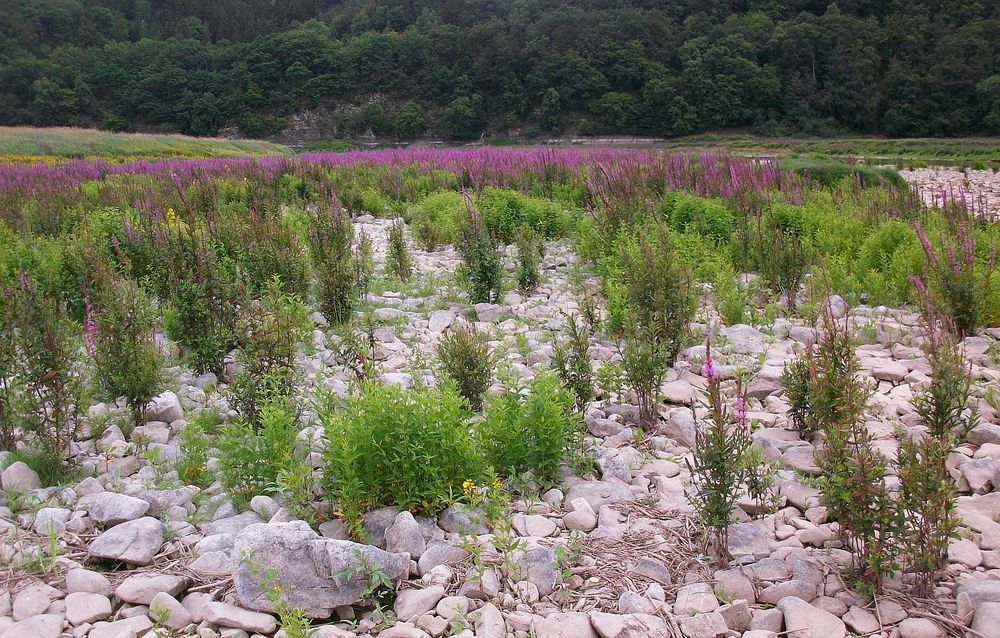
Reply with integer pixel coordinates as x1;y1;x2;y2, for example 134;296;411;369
233;521;408;618
88;516;163;565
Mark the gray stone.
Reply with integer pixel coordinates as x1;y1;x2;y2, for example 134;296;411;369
233;521;408;618
362;506;401;547
201;511;264;538
510;543;561;597
32;507;71;535
777;596;846;638
79;492;150;524
65;591;112;625
394;585;445;621
203;601;277;634
563;480;633;512
146;390;183;423
718;600;752;631
678;612;728;638
1;614;62;638
1;461;41;491
66;568;112;596
674;583;719;616
898;617;943;638
115;573;189;605
727;523;770;563
588;612;671;638
417;542;469;575
758;580;817;605
534;612;597;638
438;503;487;535
12;583;62;620
150;591;194;629
88;516;163;565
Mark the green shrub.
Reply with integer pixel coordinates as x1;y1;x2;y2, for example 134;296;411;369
307;195;356;324
515;226;542;292
666;194;735;244
436;325;495;411
161;230;245;374
176;411;216;488
320;383;481;527
613;225;696;365
411;191;462;250
687;348;774;565
552;313;593;410
752;209;812;311
619;323;670;428
475;188;569;243
898;323;972;596
804;309;894;592
218;400;300;508
911;219;997;336
90;271;163;424
456;196;503;304
385;219;413;282
227;279;310;423
1;274;87;467
479;371;580;488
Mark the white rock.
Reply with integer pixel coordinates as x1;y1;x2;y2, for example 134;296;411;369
65;592;112;625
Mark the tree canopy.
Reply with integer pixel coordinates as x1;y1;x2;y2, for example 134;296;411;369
1;0;997;139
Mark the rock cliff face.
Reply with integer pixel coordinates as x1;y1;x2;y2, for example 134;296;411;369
268;108;342;147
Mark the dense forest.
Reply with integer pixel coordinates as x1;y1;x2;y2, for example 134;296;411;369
1;0;999;140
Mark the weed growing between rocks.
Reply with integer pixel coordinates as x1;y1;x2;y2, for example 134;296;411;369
86;252;164;424
687;345;776;565
0;272;88;474
480;371;582;490
218;400;301;508
553;312;593;410
320;383;482;531
515;225;542;292
619;323;670;428
898;316;976;596
457;190;503;304
307;192;357;324
385;218;413;282
806;306;896;592
911;214;997;337
227;277;310;424
436;324;495;411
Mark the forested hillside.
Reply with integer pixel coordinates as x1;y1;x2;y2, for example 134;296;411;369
2;0;998;139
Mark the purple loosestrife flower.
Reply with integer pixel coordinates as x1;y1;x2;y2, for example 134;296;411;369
703;351;716;381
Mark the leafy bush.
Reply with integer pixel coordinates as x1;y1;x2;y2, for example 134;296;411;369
176;411;216;487
0;274;87;466
475;188;570;243
479;371;581;488
307;194;357;324
782;355;814;438
385;219;413;282
90;271;163;424
456;195;503;304
752;209;812;310
218;400;300;508
898;321;973;596
687;347;775;565
665;194;735;244
613;225;696;365
353;230;375;298
411;191;462;250
515;226;542;292
227;278;310;423
552;313;593;410
805;309;894;592
320;383;481;527
436;324;495;411
911;219;996;336
161;230;245;374
619;323;670;428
